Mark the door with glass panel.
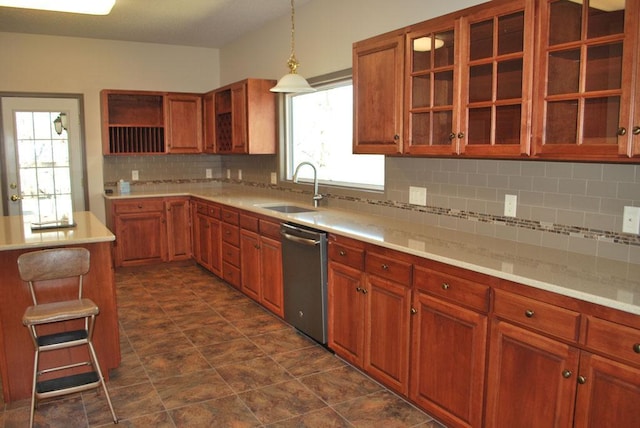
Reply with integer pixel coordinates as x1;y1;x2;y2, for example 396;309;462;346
534;0;639;160
1;97;85;224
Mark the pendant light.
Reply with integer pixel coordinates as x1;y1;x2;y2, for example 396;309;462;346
271;0;315;93
0;0;115;15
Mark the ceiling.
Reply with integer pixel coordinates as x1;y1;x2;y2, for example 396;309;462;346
0;0;312;48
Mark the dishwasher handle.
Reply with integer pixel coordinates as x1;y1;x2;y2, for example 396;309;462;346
280;230;321;246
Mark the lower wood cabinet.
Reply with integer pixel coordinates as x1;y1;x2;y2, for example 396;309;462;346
192;199;222;276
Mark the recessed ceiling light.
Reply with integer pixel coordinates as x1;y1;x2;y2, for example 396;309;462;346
0;0;115;15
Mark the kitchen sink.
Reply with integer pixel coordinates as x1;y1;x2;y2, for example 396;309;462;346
260;204;316;213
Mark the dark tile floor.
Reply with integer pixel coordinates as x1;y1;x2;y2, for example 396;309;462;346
0;262;445;427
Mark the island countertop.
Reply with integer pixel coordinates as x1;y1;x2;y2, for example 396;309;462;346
0;211;115;251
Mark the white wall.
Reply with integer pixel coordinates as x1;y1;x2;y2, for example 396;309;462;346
0;32;220;221
220;0;486;83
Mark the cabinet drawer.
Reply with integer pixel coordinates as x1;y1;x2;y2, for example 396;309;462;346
221;208;239;225
222;242;240;267
240;214;259;232
259;219;281;240
585;316;640;367
221;223;240;246
414;266;490;313
114;199;164;213
493;289;581;342
223;262;240;288
365;252;412;285
197;202;219;218
329;241;365;270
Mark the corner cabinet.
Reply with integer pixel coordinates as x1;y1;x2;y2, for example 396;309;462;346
164;93;203;154
204;78;277;154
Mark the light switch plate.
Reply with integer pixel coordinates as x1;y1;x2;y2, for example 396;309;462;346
131;170;139;181
504;194;517;217
238;169;242;180
205;168;212;179
226;169;231;179
623;206;640;234
409;186;427;206
270;172;277;185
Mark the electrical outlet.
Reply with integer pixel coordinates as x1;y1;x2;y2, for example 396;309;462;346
270;172;277;185
205;168;212;179
238;169;242;180
131;170;139;181
226;169;231;179
623;206;640;234
409;186;427;206
504;194;517;217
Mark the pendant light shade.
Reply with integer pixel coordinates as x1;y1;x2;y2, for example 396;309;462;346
271;0;315;93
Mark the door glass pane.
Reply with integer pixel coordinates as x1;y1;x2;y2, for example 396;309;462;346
411;113;430;145
496;105;522;144
469;64;493;102
468;107;492;145
434;71;453;106
548;49;581;95
549;0;582;45
412;40;431;72
434;30;455;68
412;75;431;108
498;12;524;55
585;43;622;92
470;19;493;60
433;111;453;145
587;0;625;39
583;96;620;144
497;59;523;100
546;100;578;144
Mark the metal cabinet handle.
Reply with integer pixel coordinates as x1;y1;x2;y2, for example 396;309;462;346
10;194;22;202
339;250;346;256
457;132;465;139
362;288;368;294
562;370;572;379
449;132;456;141
381;264;389;270
410;307;417;315
525;309;535;318
393;134;400;141
442;282;450;290
577;375;587;385
633;343;640;353
633;126;640;135
618;127;627;136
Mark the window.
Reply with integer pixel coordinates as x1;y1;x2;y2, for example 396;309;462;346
284;72;384;190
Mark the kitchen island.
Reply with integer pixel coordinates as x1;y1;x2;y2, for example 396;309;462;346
0;211;120;402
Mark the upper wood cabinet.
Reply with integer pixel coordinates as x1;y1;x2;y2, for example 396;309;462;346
355;0;640;162
533;0;640;160
204;78;277;154
164;93;203;154
101;90;202;155
353;30;405;154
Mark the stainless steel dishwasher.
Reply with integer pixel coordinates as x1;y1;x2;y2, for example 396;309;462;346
280;222;328;344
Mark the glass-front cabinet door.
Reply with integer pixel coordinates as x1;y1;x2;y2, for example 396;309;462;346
405;17;459;155
459;0;535;157
534;0;639;159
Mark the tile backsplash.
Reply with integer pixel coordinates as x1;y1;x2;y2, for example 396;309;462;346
104;154;640;264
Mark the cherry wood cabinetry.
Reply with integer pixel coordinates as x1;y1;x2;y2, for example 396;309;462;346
410;263;490;428
107;197;191;267
191;199;222;276
164;93;203;153
221;207;241;288
239;214;284;317
353;30;405;154
533;0;640;160
205;79;277;154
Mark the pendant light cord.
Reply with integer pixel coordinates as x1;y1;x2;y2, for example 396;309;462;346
286;0;300;73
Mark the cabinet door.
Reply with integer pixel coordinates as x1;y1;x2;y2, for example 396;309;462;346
240;230;261;301
165;93;203;153
410;292;487;428
573;352;640;427
165;198;191;261
260;235;283;317
405;16;460;155
202;91;216;153
231;83;248;153
534;0;639;160
328;261;366;366
115;211;167;266
364;275;412;395
459;0;534;157
353;30;405;154
485;320;579;428
193;212;210;268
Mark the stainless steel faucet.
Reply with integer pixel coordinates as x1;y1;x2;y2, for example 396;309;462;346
293;161;323;207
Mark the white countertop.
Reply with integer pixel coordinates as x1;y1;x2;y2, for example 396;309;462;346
106;190;640;316
0;211;115;251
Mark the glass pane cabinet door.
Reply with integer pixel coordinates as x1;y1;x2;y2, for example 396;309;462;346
406;20;458;155
535;0;639;159
460;0;534;157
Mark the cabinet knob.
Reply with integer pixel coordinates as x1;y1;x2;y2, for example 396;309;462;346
449;132;456;141
441;282;450;290
577;375;587;385
524;309;535;318
562;370;572;379
254;244;260;249
356;286;362;293
457;132;465;139
633;126;640;135
362;288;368;294
137;204;143;209
410;307;417;315
393;134;400;141
381;264;389;270
633;343;640;354
617;127;627;136
339;250;346;256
